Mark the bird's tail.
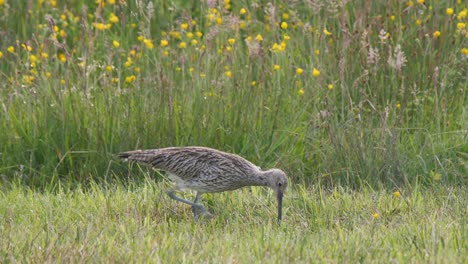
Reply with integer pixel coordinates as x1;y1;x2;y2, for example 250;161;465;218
118;149;160;164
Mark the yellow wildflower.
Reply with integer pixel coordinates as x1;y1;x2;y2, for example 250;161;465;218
457;22;466;30
60;79;65;85
407;1;414;7
160;39;169;47
315;49;320;55
92;22;111;30
30;54;37;63
21;44;32;52
457;10;467;20
417;0;424;4
224;70;232;78
59;29;66;38
298;89;304;95
0;0;4;6
239;21;247;29
446;8;454;15
58;53;66;63
107;0;116;4
106;65;113;72
23;75;35;85
137;36;144;42
282;13;289;20
323;28;332;36
135;67;140;73
250;81;257;86
415;19;422;26
181;23;188;30
255;34;263;42
7;46;14;53
216;17;223;25
228;38;235;45
433;31;441;38
124;57;132;67
281;21;288;29
179;42;187;49
390;15;396;21
0;51;3;58
191;39;198;45
272;43;280;51
45;72;51;79
296;68;304;75
186;32;194;39
372;213;380;219
394;191;401;198
240;8;247;15
196;31;203;38
143;39;154;49
461;48;468;55
112;40;120;48
328;84;333;90
200;73;206;78
31;68;39;75
312;68;320;77
109;13;119;23
125;75;136;83
273;64;280;71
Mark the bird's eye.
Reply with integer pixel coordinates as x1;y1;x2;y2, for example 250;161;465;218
278;182;282;187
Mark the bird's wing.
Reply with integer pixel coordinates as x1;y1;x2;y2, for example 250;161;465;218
120;147;260;181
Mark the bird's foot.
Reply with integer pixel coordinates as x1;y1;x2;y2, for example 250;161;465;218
192;204;213;222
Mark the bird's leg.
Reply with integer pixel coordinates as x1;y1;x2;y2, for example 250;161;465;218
193;192;201;204
167;190;211;221
191;192;207;220
167;190;197;206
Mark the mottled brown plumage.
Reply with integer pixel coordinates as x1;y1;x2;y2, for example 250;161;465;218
119;146;288;222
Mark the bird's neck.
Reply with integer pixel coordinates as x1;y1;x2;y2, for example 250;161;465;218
248;171;270;187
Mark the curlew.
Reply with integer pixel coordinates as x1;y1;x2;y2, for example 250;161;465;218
119;146;288;222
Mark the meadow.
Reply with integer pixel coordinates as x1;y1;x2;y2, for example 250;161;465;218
0;0;467;262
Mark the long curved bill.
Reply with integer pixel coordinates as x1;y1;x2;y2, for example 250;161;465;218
277;191;283;223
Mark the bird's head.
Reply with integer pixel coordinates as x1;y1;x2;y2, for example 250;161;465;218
264;168;288;223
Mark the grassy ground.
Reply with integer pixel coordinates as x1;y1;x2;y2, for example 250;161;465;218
1;181;466;263
0;0;467;262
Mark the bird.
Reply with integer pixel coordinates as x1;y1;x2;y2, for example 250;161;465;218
119;146;288;222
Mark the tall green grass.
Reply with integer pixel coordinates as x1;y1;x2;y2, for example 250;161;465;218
0;0;466;188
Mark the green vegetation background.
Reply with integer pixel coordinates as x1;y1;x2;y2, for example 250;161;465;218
0;1;467;263
1;0;466;188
